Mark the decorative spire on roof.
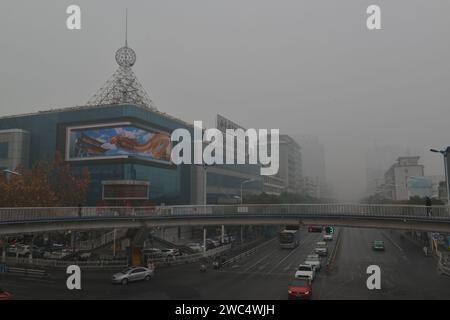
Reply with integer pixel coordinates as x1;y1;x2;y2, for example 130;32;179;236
86;9;156;109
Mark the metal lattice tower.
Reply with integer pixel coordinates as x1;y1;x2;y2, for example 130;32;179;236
86;10;156;109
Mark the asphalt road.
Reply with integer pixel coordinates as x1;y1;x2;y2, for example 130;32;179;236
1;227;450;299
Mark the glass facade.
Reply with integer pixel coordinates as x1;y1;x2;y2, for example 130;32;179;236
0;142;8;159
0;104;265;206
0;104;192;205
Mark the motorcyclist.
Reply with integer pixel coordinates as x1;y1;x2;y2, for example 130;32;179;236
423;246;428;257
212;258;221;270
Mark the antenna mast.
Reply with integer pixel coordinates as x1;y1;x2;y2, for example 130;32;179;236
125;8;128;47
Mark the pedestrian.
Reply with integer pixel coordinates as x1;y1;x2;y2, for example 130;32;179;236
78;203;82;218
425;196;432;217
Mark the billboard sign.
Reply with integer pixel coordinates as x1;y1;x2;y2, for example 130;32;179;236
66;122;172;164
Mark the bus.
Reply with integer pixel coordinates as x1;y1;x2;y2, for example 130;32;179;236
279;229;300;249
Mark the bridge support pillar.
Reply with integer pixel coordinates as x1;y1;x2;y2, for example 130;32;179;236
203;227;207;255
1;239;5;263
240;226;244;243
70;231;75;253
221;225;225;244
128;242;142;267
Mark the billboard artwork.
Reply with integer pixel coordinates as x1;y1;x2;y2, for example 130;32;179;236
67;123;171;163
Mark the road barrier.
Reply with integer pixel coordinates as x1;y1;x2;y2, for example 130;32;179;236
325;228;342;273
4;266;49;278
3;245;233;270
150;244;232;267
78;229;128;250
3;256;128;270
437;252;450;276
221;238;276;267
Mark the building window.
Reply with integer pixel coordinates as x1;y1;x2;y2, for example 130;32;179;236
0;142;8;159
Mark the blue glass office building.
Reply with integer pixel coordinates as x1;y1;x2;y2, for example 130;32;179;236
0;104;194;205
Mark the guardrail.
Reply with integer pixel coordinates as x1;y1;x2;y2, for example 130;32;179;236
150;244;232;267
0;204;449;224
222;238;276;267
78;229;127;250
325;229;342;273
3;266;49;278
438;252;450;276
3;256;128;269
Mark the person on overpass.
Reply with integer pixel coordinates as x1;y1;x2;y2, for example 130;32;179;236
425;197;432;217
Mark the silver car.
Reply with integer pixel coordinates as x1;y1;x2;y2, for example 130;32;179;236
304;254;321;271
112;267;154;285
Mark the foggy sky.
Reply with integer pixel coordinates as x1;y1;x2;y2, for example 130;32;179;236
1;0;449;200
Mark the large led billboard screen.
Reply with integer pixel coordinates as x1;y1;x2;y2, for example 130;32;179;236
65;122;172;163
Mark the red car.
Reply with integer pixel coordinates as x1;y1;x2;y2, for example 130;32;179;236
0;289;13;300
288;278;312;300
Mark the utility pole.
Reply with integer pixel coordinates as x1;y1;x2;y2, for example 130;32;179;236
430;147;450;209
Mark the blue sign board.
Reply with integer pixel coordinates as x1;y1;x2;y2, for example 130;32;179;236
0;263;8;273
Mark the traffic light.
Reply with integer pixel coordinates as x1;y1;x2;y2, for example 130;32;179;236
325;226;334;234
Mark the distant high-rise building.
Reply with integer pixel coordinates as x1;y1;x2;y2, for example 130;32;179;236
278;135;302;194
297;136;327;198
383;156;424;201
365;144;402;196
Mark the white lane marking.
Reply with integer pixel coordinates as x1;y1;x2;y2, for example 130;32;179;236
243;248;278;272
217;270;293;276
265;246;301;275
284;263;293;271
19;278;55;284
381;232;404;253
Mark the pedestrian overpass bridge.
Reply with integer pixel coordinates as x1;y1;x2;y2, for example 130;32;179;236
0;204;449;235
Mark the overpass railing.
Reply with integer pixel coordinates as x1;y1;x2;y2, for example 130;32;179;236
0;204;449;224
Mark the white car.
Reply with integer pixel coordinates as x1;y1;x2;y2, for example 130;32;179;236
323;234;333;241
44;249;71;260
304;254;321;271
17;245;31;257
160;248;180;258
295;264;316;281
208;238;221;247
314;241;328;256
186;243;203;252
143;248;162;258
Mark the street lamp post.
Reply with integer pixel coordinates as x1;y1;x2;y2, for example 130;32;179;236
430;147;450;208
1;169;21;262
196;164;213;253
240;179;258;205
238;178;257;245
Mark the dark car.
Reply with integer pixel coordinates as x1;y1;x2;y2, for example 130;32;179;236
288;278;312;300
31;245;45;258
205;240;216;250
